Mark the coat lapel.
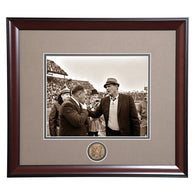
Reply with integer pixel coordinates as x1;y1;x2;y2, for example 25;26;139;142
117;94;122;116
104;96;110;121
70;98;81;113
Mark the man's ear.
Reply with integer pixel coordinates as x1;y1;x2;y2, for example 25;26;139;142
77;91;82;97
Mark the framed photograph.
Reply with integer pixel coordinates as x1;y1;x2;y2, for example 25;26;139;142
45;53;150;139
7;18;188;177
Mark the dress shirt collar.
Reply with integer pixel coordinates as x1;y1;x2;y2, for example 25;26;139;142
110;94;119;101
71;96;80;107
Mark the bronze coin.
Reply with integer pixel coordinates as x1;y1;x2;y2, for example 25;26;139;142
87;142;107;161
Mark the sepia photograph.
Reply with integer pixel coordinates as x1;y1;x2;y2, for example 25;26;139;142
45;54;150;138
7;18;188;178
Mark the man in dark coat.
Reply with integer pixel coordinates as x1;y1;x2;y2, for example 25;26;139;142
49;88;70;136
59;85;89;136
137;94;148;136
88;78;140;136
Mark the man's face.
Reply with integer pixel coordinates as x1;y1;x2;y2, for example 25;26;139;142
106;84;118;96
91;94;99;100
67;81;73;89
61;93;70;101
78;90;86;104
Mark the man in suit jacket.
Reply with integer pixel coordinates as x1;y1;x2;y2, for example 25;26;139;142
59;85;89;136
88;78;140;136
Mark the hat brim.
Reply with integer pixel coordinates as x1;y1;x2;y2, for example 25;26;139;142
61;91;70;94
104;82;119;88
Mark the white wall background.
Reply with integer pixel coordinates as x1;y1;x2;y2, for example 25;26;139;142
0;0;194;194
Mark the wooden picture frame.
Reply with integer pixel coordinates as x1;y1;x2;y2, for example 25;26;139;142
7;18;188;177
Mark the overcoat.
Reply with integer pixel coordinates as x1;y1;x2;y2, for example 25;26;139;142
49;102;61;136
88;94;140;136
59;98;89;136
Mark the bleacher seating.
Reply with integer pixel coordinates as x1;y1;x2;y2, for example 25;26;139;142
47;76;95;108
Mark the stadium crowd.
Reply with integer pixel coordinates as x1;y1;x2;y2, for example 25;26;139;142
47;76;95;108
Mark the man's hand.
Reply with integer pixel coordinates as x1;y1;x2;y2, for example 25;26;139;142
80;103;87;110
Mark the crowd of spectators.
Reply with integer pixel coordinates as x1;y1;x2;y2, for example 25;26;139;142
47;76;94;108
47;77;66;107
127;91;147;102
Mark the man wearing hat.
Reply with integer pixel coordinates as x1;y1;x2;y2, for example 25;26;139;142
66;78;74;95
49;88;70;136
137;93;148;136
59;85;89;136
88;78;140;136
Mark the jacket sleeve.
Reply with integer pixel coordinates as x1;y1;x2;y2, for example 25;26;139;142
129;96;140;136
88;101;103;118
49;104;57;136
137;102;142;115
61;102;88;128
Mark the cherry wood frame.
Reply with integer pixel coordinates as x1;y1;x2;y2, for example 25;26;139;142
7;18;188;177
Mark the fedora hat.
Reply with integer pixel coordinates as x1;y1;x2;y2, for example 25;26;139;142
104;78;120;88
91;89;98;95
